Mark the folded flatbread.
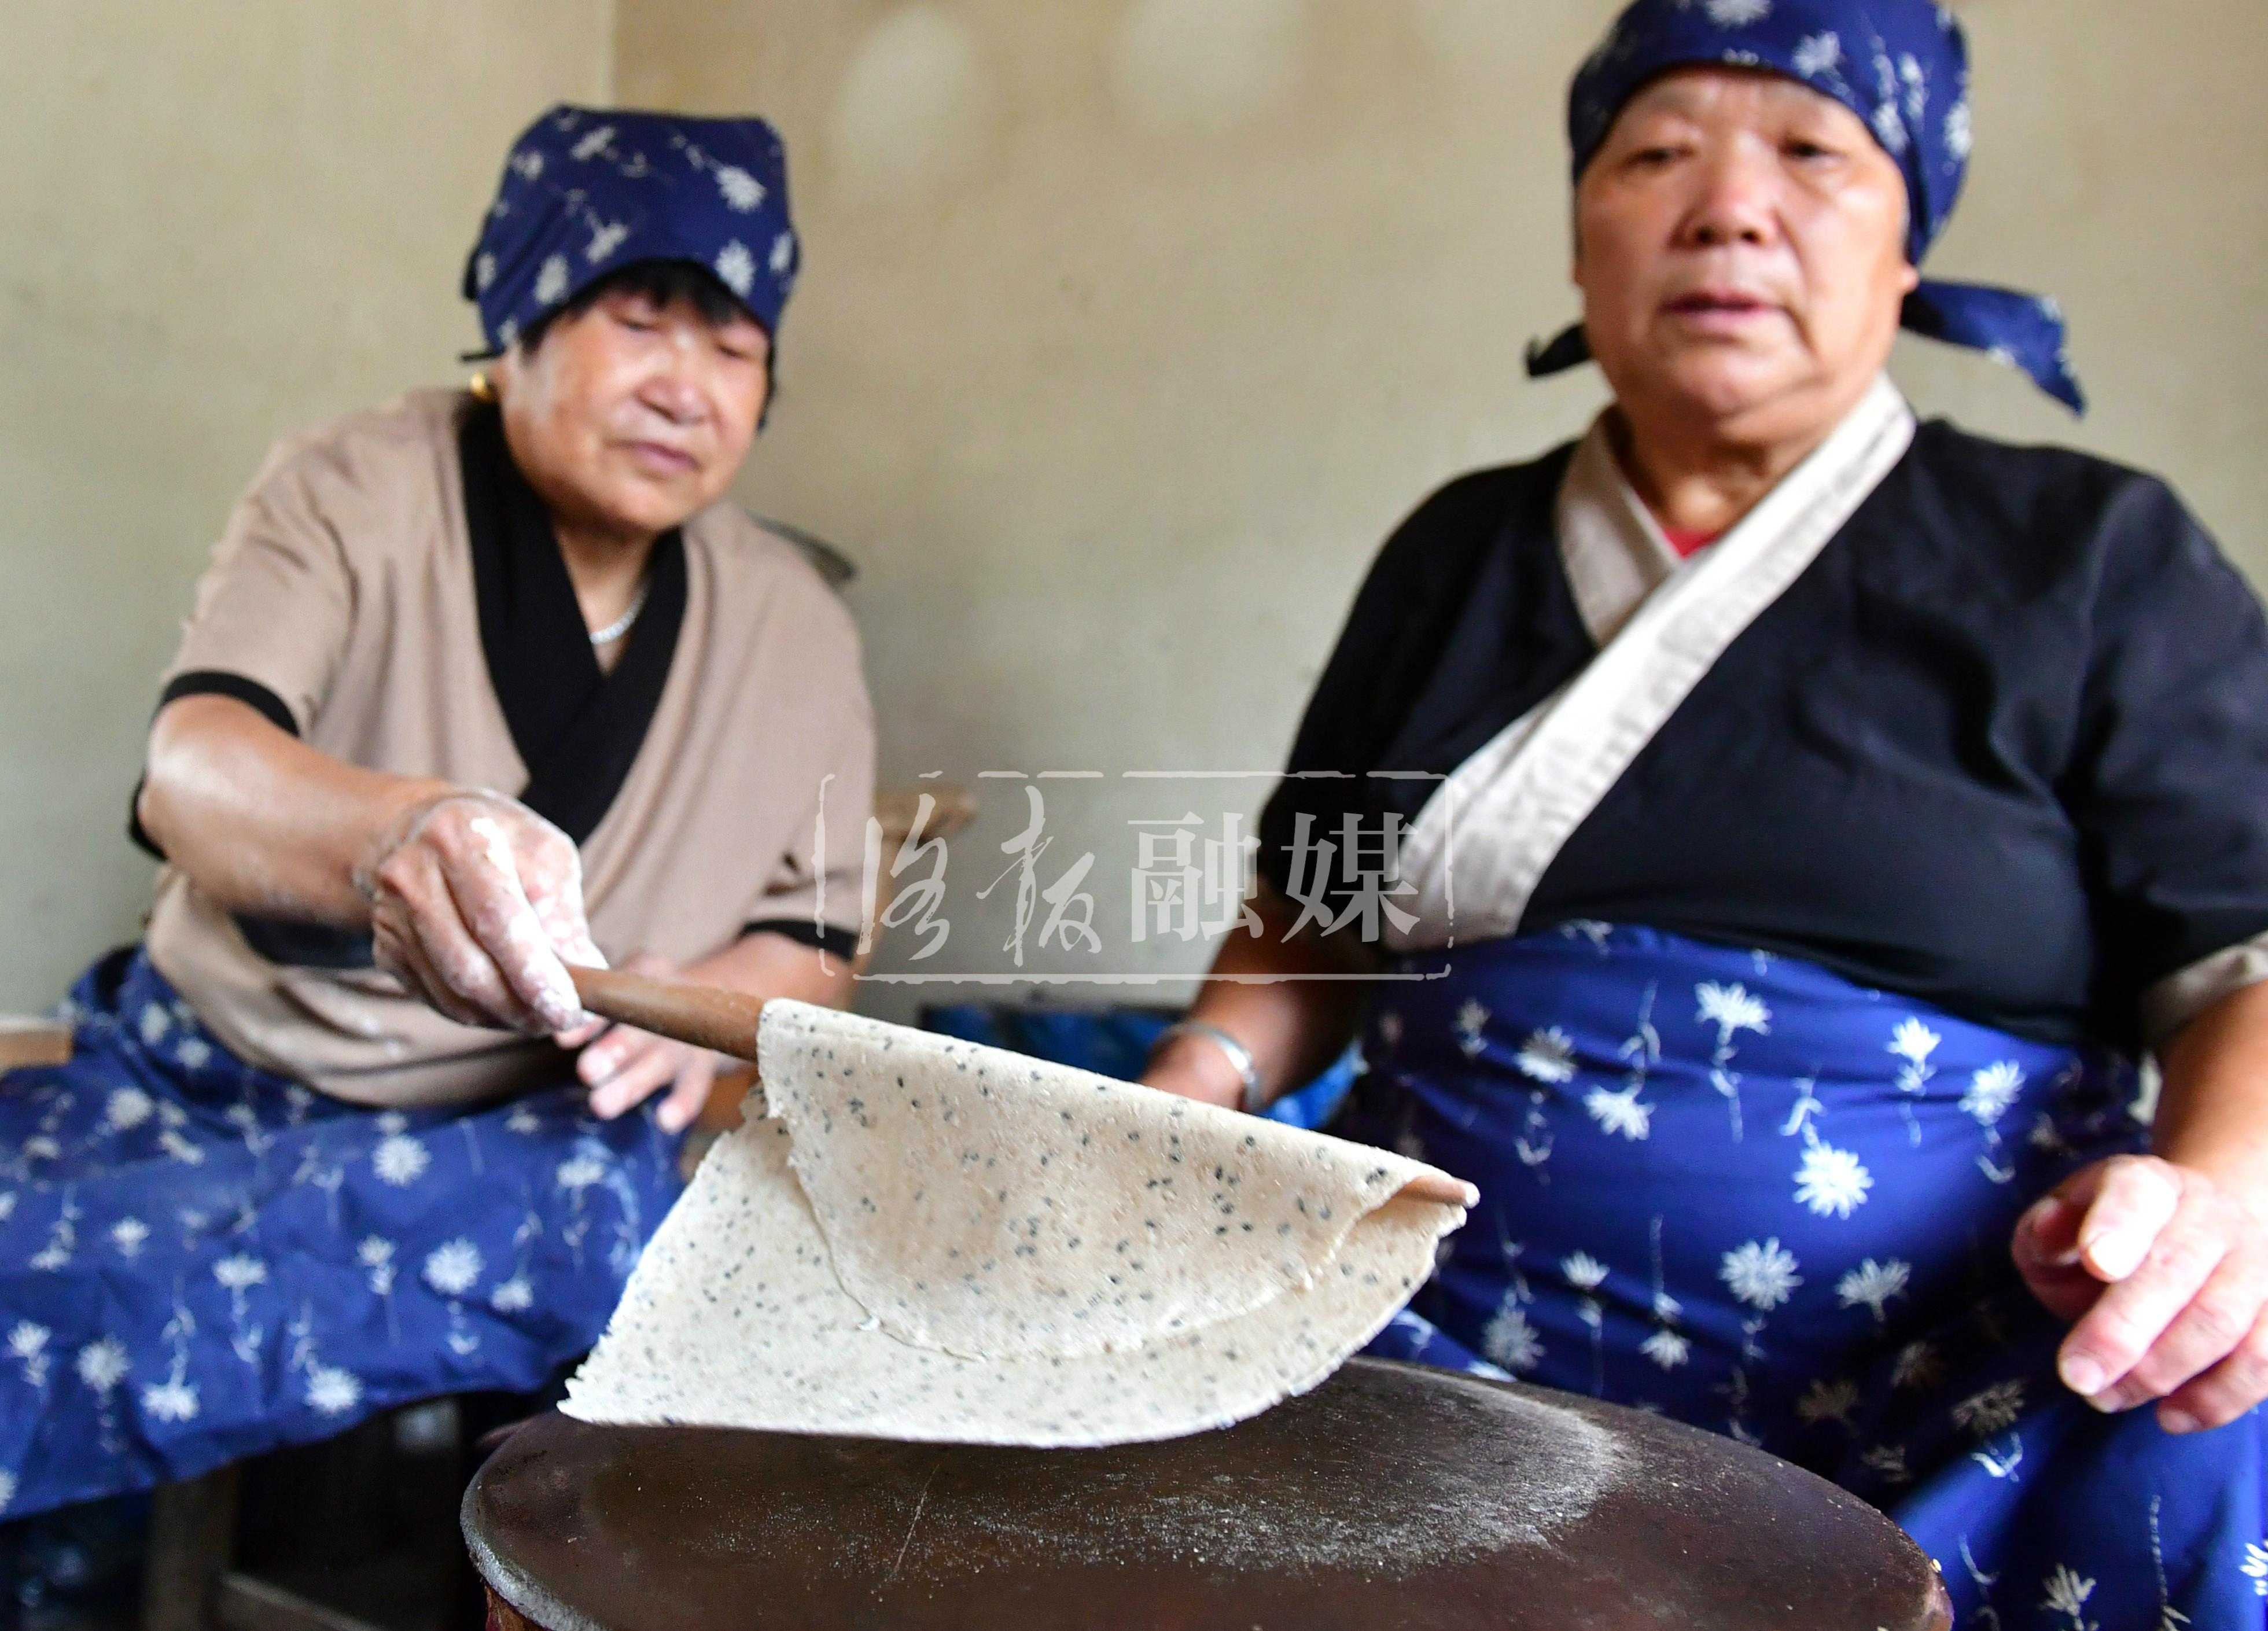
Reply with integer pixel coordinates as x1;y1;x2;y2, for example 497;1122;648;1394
564;1002;1470;1446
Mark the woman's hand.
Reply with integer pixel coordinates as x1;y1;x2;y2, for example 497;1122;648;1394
358;791;602;1036
557;951;726;1133
1136;883;1379;1113
1140;1029;1248;1110
2013;1153;2268;1433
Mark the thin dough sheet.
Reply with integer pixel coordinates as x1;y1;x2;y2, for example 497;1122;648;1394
758;1002;1450;1358
565;1002;1470;1446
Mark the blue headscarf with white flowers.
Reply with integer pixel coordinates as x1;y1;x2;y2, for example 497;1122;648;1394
463;106;798;355
1528;0;2083;413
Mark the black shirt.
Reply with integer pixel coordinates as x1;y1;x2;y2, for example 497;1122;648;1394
1258;421;2268;1051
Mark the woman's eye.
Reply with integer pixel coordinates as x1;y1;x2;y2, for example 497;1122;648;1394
1785;139;1839;161
1629;145;1681;168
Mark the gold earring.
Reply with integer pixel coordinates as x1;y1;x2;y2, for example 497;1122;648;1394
467;370;496;403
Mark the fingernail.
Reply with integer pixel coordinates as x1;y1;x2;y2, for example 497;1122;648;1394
2083;1232;2146;1280
2160;1407;2201;1434
658;1104;688;1134
2062;1354;2107;1396
2022;1196;2084;1265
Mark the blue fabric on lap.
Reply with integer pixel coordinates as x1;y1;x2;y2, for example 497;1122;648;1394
919;1004;1173;1087
0;948;681;1522
916;1002;1360;1128
1346;922;2263;1629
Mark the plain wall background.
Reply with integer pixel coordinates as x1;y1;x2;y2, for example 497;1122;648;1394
0;1;614;1007
5;1;2263;1020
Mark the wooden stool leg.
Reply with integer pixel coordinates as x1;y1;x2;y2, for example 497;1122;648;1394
483;1592;539;1631
141;1464;240;1631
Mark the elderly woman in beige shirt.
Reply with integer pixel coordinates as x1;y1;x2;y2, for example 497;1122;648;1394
0;107;870;1526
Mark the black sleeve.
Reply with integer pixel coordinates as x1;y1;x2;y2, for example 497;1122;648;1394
128;671;300;860
1255;463;1560;901
742;918;860;962
2063;475;2268;1010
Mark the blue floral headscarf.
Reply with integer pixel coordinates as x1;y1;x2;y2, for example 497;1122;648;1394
1528;0;2083;413
463;106;799;355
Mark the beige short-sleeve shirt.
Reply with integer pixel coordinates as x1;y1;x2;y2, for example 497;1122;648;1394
144;389;874;1108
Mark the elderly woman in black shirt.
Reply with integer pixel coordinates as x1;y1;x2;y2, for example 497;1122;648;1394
1146;2;2268;1622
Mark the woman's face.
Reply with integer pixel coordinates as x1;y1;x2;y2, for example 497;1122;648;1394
497;284;771;542
1573;68;1919;444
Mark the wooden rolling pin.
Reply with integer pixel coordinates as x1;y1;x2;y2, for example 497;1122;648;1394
565;964;1479;1210
568;965;767;1062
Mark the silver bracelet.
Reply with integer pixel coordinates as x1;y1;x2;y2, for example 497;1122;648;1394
1153;1019;1263;1112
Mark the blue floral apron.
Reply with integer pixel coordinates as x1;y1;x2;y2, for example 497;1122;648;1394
0;948;682;1522
1353;922;2266;1629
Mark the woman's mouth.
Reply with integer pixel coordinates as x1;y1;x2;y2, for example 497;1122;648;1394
1663;290;1780;327
625;440;698;475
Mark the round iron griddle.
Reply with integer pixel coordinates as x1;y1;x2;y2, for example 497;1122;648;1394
463;1358;1951;1631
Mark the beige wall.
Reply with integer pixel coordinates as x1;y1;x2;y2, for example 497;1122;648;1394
618;0;2268;1019
6;2;2265;1017
0;1;614;1007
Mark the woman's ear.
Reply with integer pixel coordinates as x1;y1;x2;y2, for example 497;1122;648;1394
1891;197;1921;297
489;345;523;403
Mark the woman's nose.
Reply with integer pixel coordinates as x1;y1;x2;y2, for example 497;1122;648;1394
639;367;707;426
1681;155;1779;248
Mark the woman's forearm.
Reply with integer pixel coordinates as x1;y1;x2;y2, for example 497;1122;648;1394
1144;883;1377;1107
2152;978;2268;1212
137;695;449;925
688;930;856;1010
